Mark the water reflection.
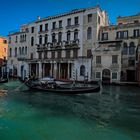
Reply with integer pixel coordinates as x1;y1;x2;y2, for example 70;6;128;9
28;85;139;130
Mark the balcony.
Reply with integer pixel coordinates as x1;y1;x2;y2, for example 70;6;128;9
9;29;29;35
17;55;28;61
95;64;102;67
37;39;80;52
66;24;79;29
110;64;119;68
38;30;49;34
51;27;63;32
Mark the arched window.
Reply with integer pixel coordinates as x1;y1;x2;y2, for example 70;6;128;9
44;34;48;44
25;34;26;42
39;35;42;44
52;33;56;43
67;30;71;41
22;35;24;42
129;42;135;55
80;65;85;76
31;36;34;46
122;42;128;55
22;47;24;55
19;47;21;55
87;27;92;39
58;32;62;42
15;47;17;57
25;46;27;55
9;48;12;57
74;29;78;40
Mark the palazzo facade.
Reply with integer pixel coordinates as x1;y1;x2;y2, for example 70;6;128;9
7;6;108;81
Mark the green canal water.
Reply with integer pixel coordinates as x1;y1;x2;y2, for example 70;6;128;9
0;79;140;140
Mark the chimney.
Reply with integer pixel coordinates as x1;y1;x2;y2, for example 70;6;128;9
37;16;41;20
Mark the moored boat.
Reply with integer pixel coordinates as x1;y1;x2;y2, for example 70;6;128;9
25;79;100;94
0;78;8;83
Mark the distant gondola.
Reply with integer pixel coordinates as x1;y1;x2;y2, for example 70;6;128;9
0;78;8;83
25;80;100;94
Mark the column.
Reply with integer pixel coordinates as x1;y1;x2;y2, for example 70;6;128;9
42;63;44;77
53;62;57;79
50;61;53;77
58;63;60;79
67;62;70;79
38;62;42;78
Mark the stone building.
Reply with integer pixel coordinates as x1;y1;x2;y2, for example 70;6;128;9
93;13;140;84
7;6;109;81
0;36;8;78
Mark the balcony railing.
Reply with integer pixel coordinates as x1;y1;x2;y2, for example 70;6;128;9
37;39;79;51
17;55;28;61
66;24;79;29
110;64;119;68
38;30;49;34
9;29;29;35
51;27;63;32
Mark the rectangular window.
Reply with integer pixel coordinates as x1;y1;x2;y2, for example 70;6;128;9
102;33;108;40
15;48;17;57
52;22;56;29
45;23;48;31
51;51;55;59
134;20;139;23
88;14;92;22
87;49;92;58
74;17;79;25
3;40;7;44
38;52;42;59
39;25;43;32
44;52;48;59
112;72;117;79
31;27;34;33
30;53;33;59
57;51;61;59
9;37;11;43
52;34;56;43
59;20;62;28
96;72;101;79
112;55;118;64
116;31;128;39
15;36;18;43
134;29;140;37
116;31;121;39
96;56;101;64
73;50;78;58
58;33;62;42
66;50;70;58
67;18;71;26
128;59;135;66
123;30;128;38
67;33;70;41
44;35;48;44
98;16;100;24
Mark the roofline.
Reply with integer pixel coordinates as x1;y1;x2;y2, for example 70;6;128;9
8;5;102;35
117;13;140;19
0;36;7;39
35;5;101;23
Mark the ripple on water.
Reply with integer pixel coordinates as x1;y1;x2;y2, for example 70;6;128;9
0;80;140;140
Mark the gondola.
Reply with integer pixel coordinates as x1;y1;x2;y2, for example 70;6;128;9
0;78;8;83
25;80;100;94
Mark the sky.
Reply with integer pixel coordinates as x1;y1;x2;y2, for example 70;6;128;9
0;0;140;36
